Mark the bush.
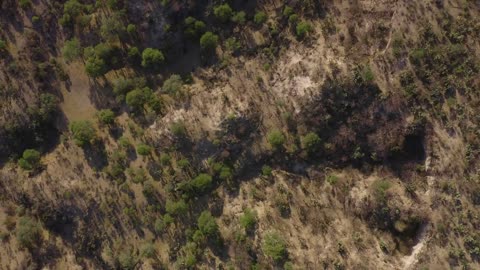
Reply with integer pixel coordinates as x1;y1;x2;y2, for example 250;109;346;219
118;249;136;270
62;39;82;62
136;143;152;156
97;109;115;126
165;199;188;216
85;56;107;77
213;4;233;23
0;39;6;51
254;11;267;25
141;48;164;69
171;121;186;137
296;21;313;38
301;132;321;153
262;165;272;176
190;173;213;193
69;120;96;146
283;6;294;17
126;24;136;35
197;211;218;237
267;130;285;149
200;32;219;50
162;74;183;95
263;231;287;261
231;11;246;25
19;0;31;9
16;217;41;249
63;0;84;17
239;208;257;231
184;17;206;37
141;243;156;258
18;149;41;171
125;87;153;111
100;13;125;41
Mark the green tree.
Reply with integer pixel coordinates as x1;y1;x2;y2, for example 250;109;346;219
63;0;84;17
69;120;96;146
231;11;246;25
97;109;115;126
213;4;233;23
136;143;152;156
19;0;31;9
254;11;267;25
267;130;285;149
165;199;188;216
197;211;218;237
190;173;212;193
184;17;206;37
125;87;153;111
100;13;125;41
62;38;82;62
200;32;219;50
18;149;41;171
141;48;164;69
16;217;42;249
126;24;136;34
301;132;321;153
85;56;107;77
162;74;183;95
296;21;313;38
239;208;257;231
263;231;287;261
283;6;294;17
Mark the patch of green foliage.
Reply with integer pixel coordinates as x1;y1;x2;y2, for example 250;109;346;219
18;149;41;171
69;120;96;146
262;231;287;261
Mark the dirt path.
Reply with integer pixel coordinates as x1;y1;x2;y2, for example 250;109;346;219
60;62;97;122
402;223;429;269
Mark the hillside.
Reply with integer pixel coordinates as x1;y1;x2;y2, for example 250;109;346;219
0;0;480;269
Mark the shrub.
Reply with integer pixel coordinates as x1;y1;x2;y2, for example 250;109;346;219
97;109;115;126
162;74;183;95
118;249;136;270
69;120;96;146
62;39;82;62
63;0;84;17
141;243;156;258
225;37;240;53
16;217;41;249
254;11;267;25
231;11;246;25
296;21;312;38
126;24;136;34
165;199;188;216
184;17;206;37
263;231;287;261
197;211;218;236
200;32;219;50
301;132;321;153
125;87;153;111
261;165;272;176
19;0;31;9
171;121;186;137
136;143;152;156
0;39;6;51
267;130;285;149
191;173;213;193
18;149;41;171
283;6;294;17
141;48;164;69
85;56;107;77
288;14;299;25
100;13;125;41
239;208;257;231
213;3;233;23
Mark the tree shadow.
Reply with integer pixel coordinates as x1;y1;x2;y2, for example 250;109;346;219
83;140;108;171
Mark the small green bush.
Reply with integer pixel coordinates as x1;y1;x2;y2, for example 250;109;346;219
16;217;41;249
162;74;183;95
283;6;294;17
213;3;233;23
262;165;272;176
18;149;41;171
197;211;218;236
231;11;246;25
184;17;206;37
62;38;82;62
97;109;115;126
301;132;321;153
267;130;285;149
165;199;188;216
254;11;267;25
296;21;312;38
136;143;152;156
239;208;257;231
190;173;213;193
200;32;219;50
125;87;153;111
141;48;164;69
263;231;287;261
19;0;31;9
171;121;186;137
69;120;96;146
